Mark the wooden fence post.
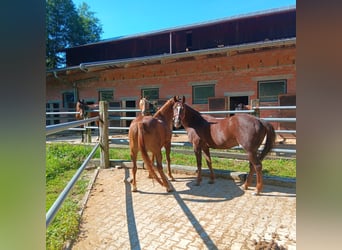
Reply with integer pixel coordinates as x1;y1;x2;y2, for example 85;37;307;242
99;101;109;168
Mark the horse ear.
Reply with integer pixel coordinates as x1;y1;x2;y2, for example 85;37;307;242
182;96;185;103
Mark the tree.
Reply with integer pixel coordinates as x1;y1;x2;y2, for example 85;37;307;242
46;0;103;69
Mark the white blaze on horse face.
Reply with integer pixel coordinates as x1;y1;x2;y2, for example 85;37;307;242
174;105;182;128
139;98;150;115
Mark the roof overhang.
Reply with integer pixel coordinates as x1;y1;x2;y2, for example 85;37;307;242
47;37;296;77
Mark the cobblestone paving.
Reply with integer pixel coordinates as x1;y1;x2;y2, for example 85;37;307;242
72;167;296;250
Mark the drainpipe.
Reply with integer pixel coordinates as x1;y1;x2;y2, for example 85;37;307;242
79;63;88;72
53;71;59;79
73;82;78;101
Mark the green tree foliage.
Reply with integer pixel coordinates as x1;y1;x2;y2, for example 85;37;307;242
46;0;103;69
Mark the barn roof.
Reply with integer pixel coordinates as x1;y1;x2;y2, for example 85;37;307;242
69;5;295;49
47;5;296;75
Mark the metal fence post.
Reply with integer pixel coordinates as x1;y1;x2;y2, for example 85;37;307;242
99;101;110;168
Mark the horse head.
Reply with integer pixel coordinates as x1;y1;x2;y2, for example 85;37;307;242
76;99;86;119
139;97;151;116
173;96;186;129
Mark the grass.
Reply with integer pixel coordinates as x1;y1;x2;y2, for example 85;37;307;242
46;142;295;249
109;146;296;178
46;143;96;250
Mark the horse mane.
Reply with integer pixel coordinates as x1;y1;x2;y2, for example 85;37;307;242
183;103;208;126
153;98;173;118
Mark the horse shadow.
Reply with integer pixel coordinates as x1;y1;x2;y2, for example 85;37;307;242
137;174;245;202
175;176;245;202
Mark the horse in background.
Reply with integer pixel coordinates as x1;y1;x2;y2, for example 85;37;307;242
235;103;251;111
139;97;157;116
128;96;178;192
173;96;276;195
139;97;151;116
75;99;100;141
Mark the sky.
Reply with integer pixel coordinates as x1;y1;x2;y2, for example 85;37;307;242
72;0;296;41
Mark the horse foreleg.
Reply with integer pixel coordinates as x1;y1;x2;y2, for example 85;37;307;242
194;147;203;186
155;153;173;192
202;146;215;184
146;153;155;178
165;143;175;181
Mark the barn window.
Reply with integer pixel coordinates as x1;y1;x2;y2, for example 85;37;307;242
141;88;159;101
99;90;114;101
192;84;215;104
62;91;75;108
258;79;287;102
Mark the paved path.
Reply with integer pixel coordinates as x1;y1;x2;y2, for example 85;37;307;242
71;167;296;250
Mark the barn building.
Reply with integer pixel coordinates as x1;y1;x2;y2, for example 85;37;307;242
46;6;296;130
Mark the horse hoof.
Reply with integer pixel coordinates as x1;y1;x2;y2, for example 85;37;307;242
132;187;138;192
167;188;174;192
252;192;260;196
208;180;215;184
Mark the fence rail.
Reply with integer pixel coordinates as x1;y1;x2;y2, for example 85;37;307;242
46;143;100;227
46;103;109;228
46;104;296;150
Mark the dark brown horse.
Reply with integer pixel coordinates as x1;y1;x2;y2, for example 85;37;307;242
75;99;100;141
173;96;275;195
128;96;177;192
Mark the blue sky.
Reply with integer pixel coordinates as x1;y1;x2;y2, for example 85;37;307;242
72;0;296;40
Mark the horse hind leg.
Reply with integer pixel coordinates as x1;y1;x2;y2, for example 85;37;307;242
155;153;173;192
244;151;263;195
129;150;138;192
242;162;255;191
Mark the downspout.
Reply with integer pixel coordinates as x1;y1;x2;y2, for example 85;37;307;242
53;71;59;79
73;82;78;102
79;63;88;72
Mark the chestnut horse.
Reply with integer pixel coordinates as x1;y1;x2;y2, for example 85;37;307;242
139;97;151;116
128;96;178;192
173;96;276;195
139;97;157;116
75;99;100;141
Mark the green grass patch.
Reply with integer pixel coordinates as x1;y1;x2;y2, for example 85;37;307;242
108;146;296;178
46;143;96;249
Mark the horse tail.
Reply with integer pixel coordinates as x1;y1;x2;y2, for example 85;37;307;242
137;122;164;186
259;120;276;161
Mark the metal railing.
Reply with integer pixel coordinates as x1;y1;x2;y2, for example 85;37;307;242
46;102;112;228
46;142;100;227
46;105;296;154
